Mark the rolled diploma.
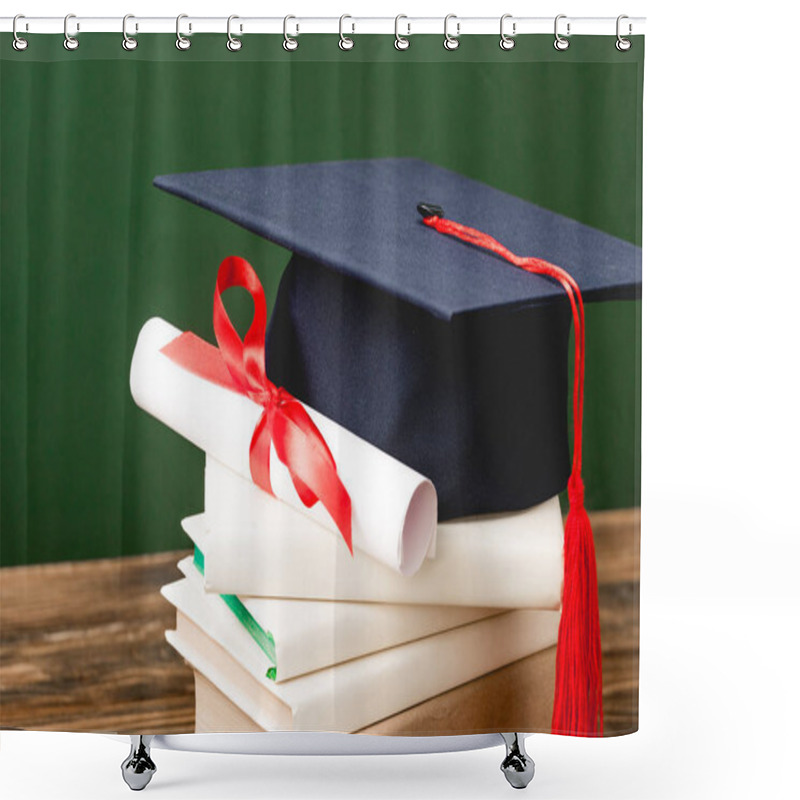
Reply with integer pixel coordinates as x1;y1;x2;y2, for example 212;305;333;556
130;317;437;576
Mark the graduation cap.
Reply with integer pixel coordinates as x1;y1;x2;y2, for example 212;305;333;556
154;158;642;736
154;158;640;521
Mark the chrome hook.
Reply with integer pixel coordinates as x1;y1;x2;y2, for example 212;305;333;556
227;15;242;51
500;14;515;51
394;15;410;50
12;14;28;51
444;14;460;51
283;15;299;51
554;14;570;51
339;14;354;50
63;13;79;51
122;14;138;51
176;14;191;50
616;15;632;51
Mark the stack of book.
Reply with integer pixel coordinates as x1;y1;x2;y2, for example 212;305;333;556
157;456;564;733
131;305;565;734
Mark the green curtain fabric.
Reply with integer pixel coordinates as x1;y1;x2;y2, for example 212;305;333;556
1;34;642;566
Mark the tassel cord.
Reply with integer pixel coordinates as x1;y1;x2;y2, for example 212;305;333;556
422;216;586;478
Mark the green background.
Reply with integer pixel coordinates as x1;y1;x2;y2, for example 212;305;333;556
1;34;643;567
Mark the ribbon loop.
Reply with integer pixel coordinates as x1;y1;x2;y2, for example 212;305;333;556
213;256;270;396
162;256;353;554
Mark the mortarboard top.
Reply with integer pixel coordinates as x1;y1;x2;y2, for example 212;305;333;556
154;159;640;320
154;158;641;521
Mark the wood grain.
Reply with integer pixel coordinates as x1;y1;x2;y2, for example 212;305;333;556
0;508;639;735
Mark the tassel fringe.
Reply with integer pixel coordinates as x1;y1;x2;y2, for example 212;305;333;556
551;476;603;736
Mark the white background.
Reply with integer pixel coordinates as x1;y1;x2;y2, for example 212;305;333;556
2;1;799;798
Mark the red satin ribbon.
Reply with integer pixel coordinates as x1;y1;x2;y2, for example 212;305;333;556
161;255;353;554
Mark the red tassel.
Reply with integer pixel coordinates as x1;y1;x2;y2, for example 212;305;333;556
419;209;604;737
551;476;603;736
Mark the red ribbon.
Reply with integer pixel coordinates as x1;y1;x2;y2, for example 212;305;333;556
161;255;353;555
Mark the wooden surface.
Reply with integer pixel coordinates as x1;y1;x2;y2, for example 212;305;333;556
0;508;639;735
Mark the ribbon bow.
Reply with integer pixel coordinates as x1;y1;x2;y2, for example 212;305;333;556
162;255;353;554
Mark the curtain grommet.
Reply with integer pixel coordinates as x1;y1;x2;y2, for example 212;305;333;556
227;15;243;51
122;14;138;51
554;15;570;51
339;15;355;51
283;15;299;51
12;14;29;51
616;15;632;51
443;14;460;51
176;14;191;50
394;15;410;50
499;14;516;51
63;14;79;51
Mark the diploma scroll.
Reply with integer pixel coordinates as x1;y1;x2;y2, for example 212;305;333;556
130;317;437;576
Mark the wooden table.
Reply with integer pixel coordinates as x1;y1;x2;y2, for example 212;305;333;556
0;509;639;735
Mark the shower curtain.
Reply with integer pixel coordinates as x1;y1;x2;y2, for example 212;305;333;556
0;30;643;739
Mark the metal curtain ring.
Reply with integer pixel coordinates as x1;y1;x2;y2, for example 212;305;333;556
283;15;299;51
339;14;354;50
227;15;242;51
554;14;570;51
499;14;515;51
12;14;28;51
122;14;138;51
443;14;459;51
616;15;632;51
394;15;410;50
63;13;79;50
176;14;191;50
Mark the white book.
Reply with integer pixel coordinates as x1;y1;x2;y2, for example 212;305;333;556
193;671;262;733
196;457;564;609
165;557;498;682
162;575;560;732
192;645;558;735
